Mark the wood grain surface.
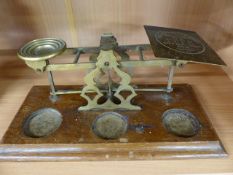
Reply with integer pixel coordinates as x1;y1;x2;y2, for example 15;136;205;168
0;84;226;161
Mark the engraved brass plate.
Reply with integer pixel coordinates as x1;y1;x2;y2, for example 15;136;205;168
144;25;225;66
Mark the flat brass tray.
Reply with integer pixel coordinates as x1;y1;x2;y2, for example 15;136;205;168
144;25;226;66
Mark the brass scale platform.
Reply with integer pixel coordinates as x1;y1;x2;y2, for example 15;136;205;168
0;26;227;161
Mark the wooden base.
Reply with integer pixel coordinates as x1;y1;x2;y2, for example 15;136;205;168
0;84;227;161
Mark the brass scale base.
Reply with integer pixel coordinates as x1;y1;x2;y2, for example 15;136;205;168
0;84;226;161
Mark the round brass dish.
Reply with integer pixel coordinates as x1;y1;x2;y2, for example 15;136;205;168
23;108;63;138
18;38;66;61
162;108;201;137
92;112;128;139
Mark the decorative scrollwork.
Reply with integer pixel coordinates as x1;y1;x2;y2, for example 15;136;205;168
79;49;140;111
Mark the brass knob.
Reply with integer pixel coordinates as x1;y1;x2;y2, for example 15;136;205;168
17;38;66;61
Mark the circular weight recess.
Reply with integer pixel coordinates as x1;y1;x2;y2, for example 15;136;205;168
92;112;128;139
23;108;63;138
162;108;201;137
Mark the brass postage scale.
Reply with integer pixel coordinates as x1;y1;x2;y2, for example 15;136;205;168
0;26;227;161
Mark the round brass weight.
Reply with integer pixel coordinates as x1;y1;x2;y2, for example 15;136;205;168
23;108;63;138
92;112;128;139
162;108;201;137
17;38;66;61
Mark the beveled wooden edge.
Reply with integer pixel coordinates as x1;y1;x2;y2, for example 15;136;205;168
0;141;227;161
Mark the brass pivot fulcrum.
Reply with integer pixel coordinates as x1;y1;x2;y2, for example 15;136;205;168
79;34;141;111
